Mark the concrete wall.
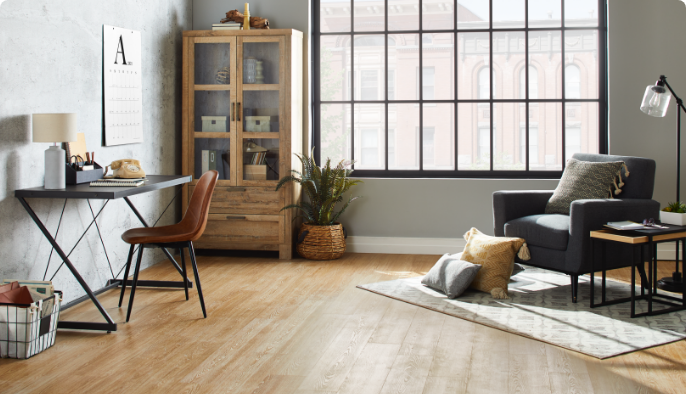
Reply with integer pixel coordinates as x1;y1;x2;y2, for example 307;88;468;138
197;0;684;246
0;0;192;302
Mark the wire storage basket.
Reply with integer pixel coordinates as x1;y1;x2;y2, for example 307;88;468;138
0;291;62;359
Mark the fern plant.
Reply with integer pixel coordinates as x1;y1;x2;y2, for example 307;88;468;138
276;150;362;225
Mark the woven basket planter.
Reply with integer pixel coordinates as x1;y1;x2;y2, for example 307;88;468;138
297;222;346;260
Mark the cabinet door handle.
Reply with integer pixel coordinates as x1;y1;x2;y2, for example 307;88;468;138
237;103;241;121
232;102;235;121
226;187;247;192
226;215;246;220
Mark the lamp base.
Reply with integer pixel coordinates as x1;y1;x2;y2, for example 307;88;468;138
44;145;66;189
656;272;684;294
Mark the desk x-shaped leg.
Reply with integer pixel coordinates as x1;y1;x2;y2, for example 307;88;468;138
18;194;193;332
17;197;118;332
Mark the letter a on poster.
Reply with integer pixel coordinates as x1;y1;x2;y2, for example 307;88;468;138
103;25;143;146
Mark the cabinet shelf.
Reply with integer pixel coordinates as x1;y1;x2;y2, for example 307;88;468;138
242;84;280;91
194;84;232;91
194;131;232;138
242;132;279;139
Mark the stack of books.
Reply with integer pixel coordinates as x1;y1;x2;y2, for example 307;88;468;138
212;23;242;31
250;152;267;165
90;178;145;187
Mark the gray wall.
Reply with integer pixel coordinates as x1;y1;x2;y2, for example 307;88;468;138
196;0;684;239
0;0;192;302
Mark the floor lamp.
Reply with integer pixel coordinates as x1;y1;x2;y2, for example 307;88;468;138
640;75;684;293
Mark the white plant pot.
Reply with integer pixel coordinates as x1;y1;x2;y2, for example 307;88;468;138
659;210;686;226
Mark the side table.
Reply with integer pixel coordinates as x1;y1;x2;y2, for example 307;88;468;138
590;226;686;317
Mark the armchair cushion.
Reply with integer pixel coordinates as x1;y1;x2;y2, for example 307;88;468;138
504;214;570;251
545;159;626;215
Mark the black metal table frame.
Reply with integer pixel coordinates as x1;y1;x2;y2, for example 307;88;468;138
590;231;686;318
15;175;193;332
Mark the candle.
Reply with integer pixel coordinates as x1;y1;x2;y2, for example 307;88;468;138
244;3;250;30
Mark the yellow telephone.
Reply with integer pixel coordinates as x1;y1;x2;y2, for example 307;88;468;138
109;159;146;179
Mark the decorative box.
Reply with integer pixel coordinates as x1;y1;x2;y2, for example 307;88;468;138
244;164;267;180
244;116;271;132
201;116;228;132
65;162;104;185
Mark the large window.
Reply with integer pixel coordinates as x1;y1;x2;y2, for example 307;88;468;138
315;0;606;178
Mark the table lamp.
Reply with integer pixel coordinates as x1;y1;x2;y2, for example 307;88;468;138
244;141;267;152
32;113;77;189
640;75;685;293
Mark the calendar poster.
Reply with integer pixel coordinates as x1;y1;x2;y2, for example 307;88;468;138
103;25;143;146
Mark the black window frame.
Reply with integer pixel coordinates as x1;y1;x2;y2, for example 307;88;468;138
312;0;608;179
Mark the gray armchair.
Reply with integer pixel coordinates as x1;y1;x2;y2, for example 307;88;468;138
493;153;660;302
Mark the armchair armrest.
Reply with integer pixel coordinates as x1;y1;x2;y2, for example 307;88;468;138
566;198;660;273
493;190;554;236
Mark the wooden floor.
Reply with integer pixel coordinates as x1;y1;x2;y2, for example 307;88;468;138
1;253;685;394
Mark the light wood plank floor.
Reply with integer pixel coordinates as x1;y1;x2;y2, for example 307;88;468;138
1;253;685;393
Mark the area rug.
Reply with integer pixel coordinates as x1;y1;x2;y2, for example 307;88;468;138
357;267;686;359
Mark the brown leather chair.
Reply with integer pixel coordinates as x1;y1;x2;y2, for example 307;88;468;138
119;170;218;322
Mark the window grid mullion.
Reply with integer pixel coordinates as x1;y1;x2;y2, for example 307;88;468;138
314;0;606;177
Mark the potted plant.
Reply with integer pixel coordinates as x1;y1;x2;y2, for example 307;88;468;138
660;201;686;225
276;150;362;260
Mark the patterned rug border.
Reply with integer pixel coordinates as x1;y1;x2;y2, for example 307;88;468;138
356;273;686;360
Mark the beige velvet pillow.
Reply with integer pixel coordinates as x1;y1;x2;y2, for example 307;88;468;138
462;228;529;299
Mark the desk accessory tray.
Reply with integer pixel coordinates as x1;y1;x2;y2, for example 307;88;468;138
65;162;104;185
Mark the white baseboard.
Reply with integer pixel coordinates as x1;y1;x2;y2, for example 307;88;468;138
346;236;680;261
346;236;466;255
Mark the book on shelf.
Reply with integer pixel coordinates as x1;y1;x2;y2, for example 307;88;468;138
212;23;242;30
250;152;266;165
604;221;668;231
202;150;217;173
90;179;144;187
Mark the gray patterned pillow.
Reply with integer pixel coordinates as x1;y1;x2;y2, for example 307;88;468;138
545;159;625;215
421;254;482;299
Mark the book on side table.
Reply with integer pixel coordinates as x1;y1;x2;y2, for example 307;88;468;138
604;220;668;231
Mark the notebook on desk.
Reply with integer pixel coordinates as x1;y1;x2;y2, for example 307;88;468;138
90;178;145;187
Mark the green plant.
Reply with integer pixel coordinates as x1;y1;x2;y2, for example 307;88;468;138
276;149;362;225
663;201;686;213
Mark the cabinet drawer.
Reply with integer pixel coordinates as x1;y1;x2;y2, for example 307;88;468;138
200;214;283;244
190;186;283;215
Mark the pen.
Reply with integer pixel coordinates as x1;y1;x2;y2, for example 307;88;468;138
86;152;91;164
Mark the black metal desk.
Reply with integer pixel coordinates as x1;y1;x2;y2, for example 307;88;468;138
590;226;686;317
15;175;192;332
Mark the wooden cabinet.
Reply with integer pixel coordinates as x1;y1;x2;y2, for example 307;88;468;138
182;29;303;259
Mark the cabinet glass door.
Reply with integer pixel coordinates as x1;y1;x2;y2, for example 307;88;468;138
238;37;285;184
193;38;237;184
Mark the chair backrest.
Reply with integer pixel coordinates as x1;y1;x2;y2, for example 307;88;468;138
180;170;218;241
571;153;656;199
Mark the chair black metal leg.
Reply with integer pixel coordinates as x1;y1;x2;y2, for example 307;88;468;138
126;245;145;323
118;244;135;307
188;242;207;318
571;274;579;303
180;247;189;301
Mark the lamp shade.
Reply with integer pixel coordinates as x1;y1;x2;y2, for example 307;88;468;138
640;85;671;117
32;113;78;143
245;141;267;152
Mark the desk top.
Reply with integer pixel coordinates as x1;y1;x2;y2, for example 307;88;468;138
15;175;192;200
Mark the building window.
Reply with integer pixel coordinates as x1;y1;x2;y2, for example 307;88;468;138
314;0;606;178
566;64;581;99
388;69;395;100
423;127;435;167
361;70;378;100
361;128;378;167
520;66;538;99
